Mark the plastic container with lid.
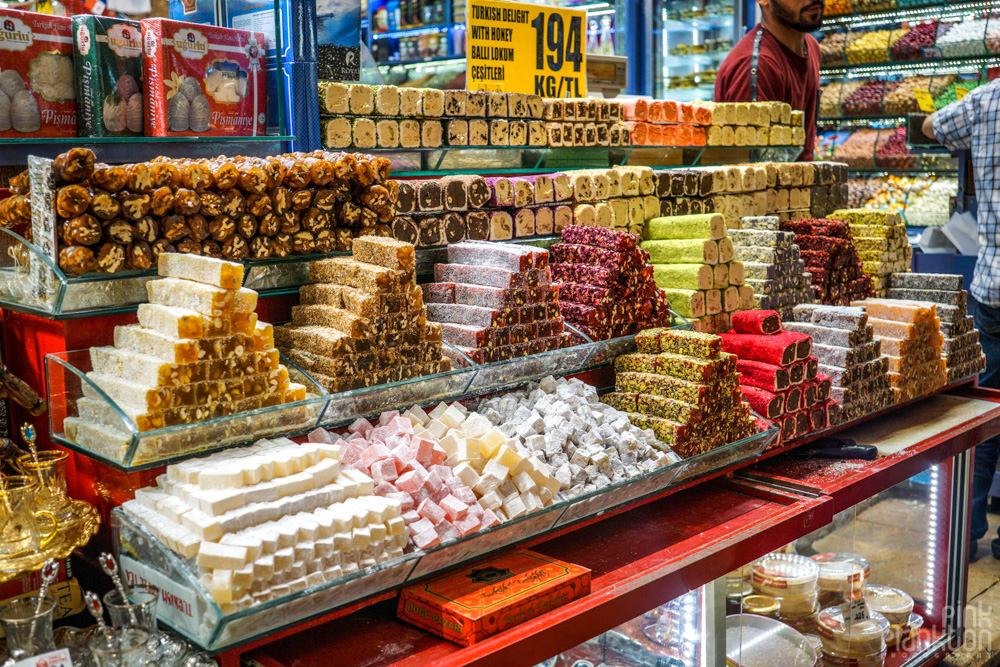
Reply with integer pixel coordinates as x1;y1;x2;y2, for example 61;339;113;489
812;553;870;604
742;595;780;618
816;607;889;657
820;647;887;667
886;612;923;648
864;585;914;626
752;553;820;599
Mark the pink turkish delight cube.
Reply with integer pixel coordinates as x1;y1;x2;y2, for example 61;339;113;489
444;476;465;492
417;498;446;525
424;470;445;494
412;527;440;549
379;410;400;426
480;509;501;528
453;514;481;536
430;445;447;465
384;434;412;450
454;486;479;506
389;492;415;513
307;427;335;444
439;494;469;521
431;486;452;503
348;417;373;436
396;470;425;493
370;458;399;484
401;510;421;525
412;437;436;465
374;481;396;497
434;520;461;542
359;442;391;468
431;465;454;480
340;441;367;466
408;517;434;536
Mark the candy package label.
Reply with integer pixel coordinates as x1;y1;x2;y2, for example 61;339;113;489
141;17;267;137
0;9;77;138
316;0;362;80
73;15;144;137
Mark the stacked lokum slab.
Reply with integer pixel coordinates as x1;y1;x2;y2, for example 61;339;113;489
63;254;304;460
310;410;499;547
780;217;874;305
788;304;890;425
121;437;409;611
732;216;815;321
651;161;848;233
549;226;671;340
641;213;750;333
850;298;946;404
275;237;450;393
625;100;805;148
320;85;631;149
721;311;834;441
831;209;911;296
603;329;759;456
392;166;657;248
888;273;985;381
423;241;568;363
478;377;677;497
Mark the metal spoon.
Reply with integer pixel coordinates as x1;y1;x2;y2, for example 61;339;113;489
34;560;58;615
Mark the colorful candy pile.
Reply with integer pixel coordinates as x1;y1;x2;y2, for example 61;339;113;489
549;226;672;341
851;298;947;404
722;311;834;442
830;209;911;297
788;304;890;424
779;218;874;306
604;329;759;456
731;216;815;322
423;241;568;364
642;213;752;333
275;237;450;393
887;273;986;382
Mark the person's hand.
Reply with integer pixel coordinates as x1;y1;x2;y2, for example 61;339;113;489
922;112;937;142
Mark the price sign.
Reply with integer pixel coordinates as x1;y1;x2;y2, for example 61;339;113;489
914;88;936;113
956;86;969;99
841;597;871;624
12;648;72;667
466;0;587;97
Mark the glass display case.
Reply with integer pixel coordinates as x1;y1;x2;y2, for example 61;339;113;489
653;0;739;101
540;457;970;667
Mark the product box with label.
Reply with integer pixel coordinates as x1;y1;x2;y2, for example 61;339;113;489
397;550;591;646
280;61;320;150
316;0;362;80
141;18;268;137
168;0;222;24
0;9;77;138
73;15;145;137
223;0;317;64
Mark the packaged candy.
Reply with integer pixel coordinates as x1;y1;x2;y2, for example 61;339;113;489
73;15;145;137
0;9;76;138
141;18;267;137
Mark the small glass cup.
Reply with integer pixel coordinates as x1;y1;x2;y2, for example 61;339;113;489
88;627;149;667
16;450;74;526
0;595;56;661
103;584;185;665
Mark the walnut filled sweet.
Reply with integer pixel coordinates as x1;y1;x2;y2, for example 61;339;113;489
5;148;400;277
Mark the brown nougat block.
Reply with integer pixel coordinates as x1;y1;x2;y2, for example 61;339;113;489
274;325;358;358
350;235;416;271
254;348;281;373
299;283;384;319
309;257;405;293
290;305;372;338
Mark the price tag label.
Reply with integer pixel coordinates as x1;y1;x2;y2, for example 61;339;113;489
13;648;72;667
841;597;870;624
466;0;587;97
956;86;969;99
120;556;198;631
914;88;936;113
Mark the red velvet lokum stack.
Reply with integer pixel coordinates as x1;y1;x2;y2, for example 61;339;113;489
548;226;672;341
723;309;839;445
779;218;875;306
423;241;569;363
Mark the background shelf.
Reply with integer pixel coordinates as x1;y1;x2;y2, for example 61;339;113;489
0;137;293;167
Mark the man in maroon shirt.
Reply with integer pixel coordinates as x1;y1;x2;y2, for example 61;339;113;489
713;0;823;161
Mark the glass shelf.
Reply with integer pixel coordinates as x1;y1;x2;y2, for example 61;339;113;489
45;349;330;471
46;326;673;472
0;137;293;167
111;420;777;652
820;54;1000;76
817;0;985;29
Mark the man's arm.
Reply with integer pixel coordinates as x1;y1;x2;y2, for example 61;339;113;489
922;113;937;142
931;86;982;151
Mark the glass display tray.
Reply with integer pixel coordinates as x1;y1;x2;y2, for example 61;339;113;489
0;226;558;319
45;349;329;471
44;324;673;471
110;420;777;653
0;137;292;167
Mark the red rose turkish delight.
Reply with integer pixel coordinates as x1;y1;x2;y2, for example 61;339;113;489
141;18;267;137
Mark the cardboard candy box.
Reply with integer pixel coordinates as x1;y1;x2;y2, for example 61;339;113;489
0;9;77;138
141;18;267;137
73;15;145;137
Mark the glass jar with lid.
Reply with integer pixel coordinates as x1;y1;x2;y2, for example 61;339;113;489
816;607;889;657
812;553;870;606
863;585;914;626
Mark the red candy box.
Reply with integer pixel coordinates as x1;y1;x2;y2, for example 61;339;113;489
141;18;266;137
0;9;76;138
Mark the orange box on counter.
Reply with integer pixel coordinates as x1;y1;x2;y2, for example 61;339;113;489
397;550;591;646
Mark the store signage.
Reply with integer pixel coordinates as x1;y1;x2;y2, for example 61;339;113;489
956;86;969;100
466;0;587;97
12;648;72;667
120;556;197;629
913;88;935;113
